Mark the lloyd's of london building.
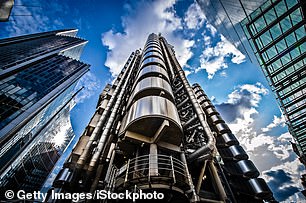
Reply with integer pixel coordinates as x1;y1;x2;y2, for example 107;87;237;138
0;29;89;196
49;33;275;203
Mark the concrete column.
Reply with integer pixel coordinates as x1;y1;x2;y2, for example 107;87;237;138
149;144;158;176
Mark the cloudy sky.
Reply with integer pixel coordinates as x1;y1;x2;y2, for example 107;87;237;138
0;0;304;202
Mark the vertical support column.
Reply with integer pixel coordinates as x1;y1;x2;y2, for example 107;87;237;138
133;148;139;178
104;143;116;184
209;161;227;201
180;152;200;202
149;144;158;176
196;160;207;193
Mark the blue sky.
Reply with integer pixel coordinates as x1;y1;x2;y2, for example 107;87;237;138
0;0;304;202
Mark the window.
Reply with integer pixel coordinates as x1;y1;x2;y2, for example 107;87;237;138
286;0;298;9
295;26;305;41
266;46;278;59
280;16;292;33
285;32;296;47
250;8;261;21
260;31;273;46
290;8;302;26
255;38;264;50
264;9;277;25
281;53;291;65
290;47;301;60
300;42;306;53
275;0;286;17
270;24;282;40
276;39;287;53
254;16;266;33
285;66;294;75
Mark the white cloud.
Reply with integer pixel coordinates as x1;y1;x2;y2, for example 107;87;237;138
3;0;66;37
75;72;101;103
197;35;246;79
228;83;268;106
210;96;216;102
183;2;206;30
203;35;211;46
206;23;217;36
101;0;194;77
184;70;192;77
219;71;227;77
262;114;286;132
261;141;305;202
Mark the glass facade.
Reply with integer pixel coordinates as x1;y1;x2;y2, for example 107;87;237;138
0;104;75;192
0;55;87;130
0;29;89;195
0;83;76;172
240;0;306;156
197;0;267;64
0;34;85;70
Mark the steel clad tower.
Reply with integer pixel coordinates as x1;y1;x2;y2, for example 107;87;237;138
51;33;275;202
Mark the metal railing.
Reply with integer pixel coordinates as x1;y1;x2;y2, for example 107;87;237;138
115;154;189;190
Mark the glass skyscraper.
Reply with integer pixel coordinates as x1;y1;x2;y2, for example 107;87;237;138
240;0;306;162
196;0;267;64
0;29;89;195
197;0;306;179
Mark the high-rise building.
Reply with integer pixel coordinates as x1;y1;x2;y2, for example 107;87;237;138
196;0;267;64
48;33;275;203
0;29;89;195
197;0;306;179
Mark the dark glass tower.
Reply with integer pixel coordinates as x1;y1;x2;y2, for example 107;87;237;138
0;29;89;195
49;34;275;203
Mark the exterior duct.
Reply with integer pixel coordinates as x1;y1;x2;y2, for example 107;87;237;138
218;145;249;161
230;178;274;200
75;52;138;169
159;37;216;160
192;83;275;202
87;51;140;172
216;133;239;148
223;160;260;178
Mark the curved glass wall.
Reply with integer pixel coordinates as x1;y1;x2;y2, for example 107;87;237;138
0;55;87;130
0;35;85;70
0;105;74;192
